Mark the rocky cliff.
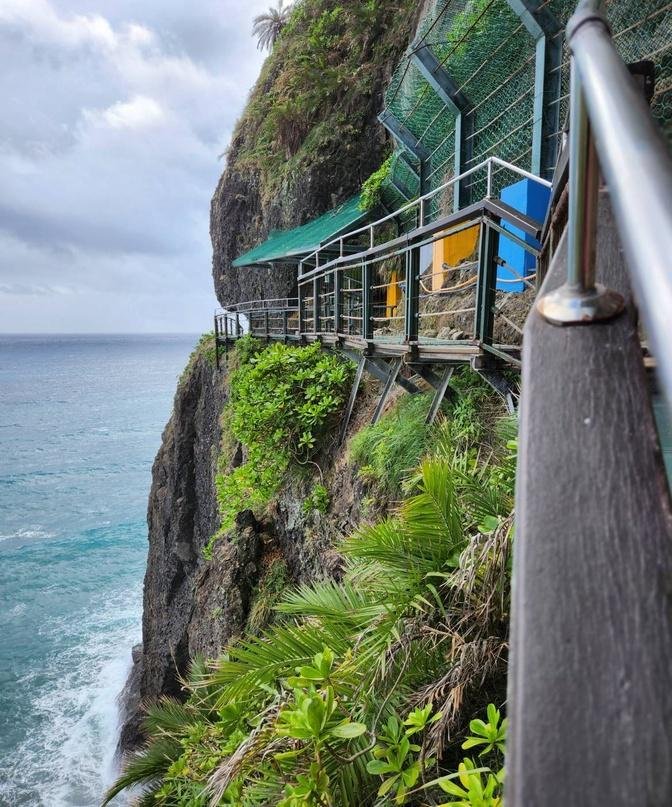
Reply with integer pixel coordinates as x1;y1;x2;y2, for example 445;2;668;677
120;0;429;755
210;0;421;307
119;348;378;752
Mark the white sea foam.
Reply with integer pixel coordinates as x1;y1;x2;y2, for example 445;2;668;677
0;586;141;806
0;528;56;543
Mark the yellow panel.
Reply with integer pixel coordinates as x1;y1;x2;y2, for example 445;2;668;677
431;226;480;291
386;270;402;315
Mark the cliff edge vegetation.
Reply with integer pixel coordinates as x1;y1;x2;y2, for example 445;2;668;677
110;337;516;806
210;0;420;306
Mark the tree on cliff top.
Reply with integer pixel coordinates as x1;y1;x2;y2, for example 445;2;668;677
253;0;292;50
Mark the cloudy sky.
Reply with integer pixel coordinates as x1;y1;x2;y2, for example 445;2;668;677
0;0;271;332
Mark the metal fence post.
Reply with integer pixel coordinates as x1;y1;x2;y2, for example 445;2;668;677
313;277;320;335
475;222;499;344
536;52;624;324
404;246;420;343
362;261;373;341
334;269;341;336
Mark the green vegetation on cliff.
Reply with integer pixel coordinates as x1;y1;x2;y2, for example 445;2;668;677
229;0;417;205
106;362;515;806
209;338;354;554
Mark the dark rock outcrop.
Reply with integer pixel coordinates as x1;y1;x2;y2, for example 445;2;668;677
118;352;380;754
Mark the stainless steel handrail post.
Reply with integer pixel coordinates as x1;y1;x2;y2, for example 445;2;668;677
536;44;624;325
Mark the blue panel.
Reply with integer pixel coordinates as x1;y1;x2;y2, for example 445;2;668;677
496;179;551;292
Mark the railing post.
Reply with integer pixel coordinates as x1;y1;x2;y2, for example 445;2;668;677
214;313;220;370
404;246;420;343
536;50;624;324
362;261;373;341
475;222;499;344
333;269;341;336
298;282;305;338
264;309;269;340
235;313;240;337
313;276;320;335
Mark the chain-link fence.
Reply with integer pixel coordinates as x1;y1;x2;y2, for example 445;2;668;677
381;0;672;227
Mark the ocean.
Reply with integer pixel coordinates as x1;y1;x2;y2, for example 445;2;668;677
0;334;198;806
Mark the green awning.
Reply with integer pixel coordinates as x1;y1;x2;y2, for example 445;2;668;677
232;195;367;268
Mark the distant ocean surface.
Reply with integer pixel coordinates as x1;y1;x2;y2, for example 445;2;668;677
0;334;198;806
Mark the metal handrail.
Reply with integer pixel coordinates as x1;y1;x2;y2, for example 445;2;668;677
300;156;551;272
537;0;672;409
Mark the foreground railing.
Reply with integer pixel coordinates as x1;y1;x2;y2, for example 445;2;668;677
508;2;672;805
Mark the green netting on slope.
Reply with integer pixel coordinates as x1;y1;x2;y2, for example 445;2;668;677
546;0;672;165
381;0;672;230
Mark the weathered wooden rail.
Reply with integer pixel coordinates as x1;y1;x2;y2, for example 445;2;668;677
507;2;672;804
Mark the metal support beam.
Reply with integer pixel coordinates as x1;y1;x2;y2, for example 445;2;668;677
477;369;516;413
410;43;474;211
475;222;499;344
339;355;366;444
404;247;420;343
378;110;430;163
362;262;373;341
313;277;319;335
426;366;455;424
372;358;403;425
341;349;420;395
506;0;562;178
333;270;341;335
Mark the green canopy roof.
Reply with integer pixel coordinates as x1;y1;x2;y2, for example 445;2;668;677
232;195;367;268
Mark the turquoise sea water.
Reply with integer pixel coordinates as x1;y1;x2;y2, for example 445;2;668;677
0;334;197;806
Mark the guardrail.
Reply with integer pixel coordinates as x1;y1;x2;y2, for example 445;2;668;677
215;190;549;367
508;2;672;805
299;156;551;272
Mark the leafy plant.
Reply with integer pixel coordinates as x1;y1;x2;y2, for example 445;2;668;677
302;483;330;515
360;156;393;211
211;342;353;543
462;703;507;757
107;420;515;806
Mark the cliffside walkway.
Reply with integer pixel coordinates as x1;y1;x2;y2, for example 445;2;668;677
214;3;672;803
215;157;550;419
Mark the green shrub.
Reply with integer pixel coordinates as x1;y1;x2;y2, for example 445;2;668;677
349;393;435;494
360;155;392;211
302;483;330;515
212;342;354;545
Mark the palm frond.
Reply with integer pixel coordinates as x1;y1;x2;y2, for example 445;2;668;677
203;622;352;704
102;737;182;805
277;579;387;628
142;697;195;736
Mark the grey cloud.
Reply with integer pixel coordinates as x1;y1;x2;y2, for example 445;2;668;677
0;0;273;332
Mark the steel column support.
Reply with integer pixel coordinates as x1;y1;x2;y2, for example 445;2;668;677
506;0;562;178
372;358;403;425
313;277;319;336
362;262;373;341
410;43;474;211
425;366;455;425
404;247;420;343
475;222;499;345
333;270;342;336
339;355;367;444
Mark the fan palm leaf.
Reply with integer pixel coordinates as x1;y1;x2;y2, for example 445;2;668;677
102;736;182;805
252;0;291;51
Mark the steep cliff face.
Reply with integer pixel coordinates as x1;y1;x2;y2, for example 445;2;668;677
210;0;420;307
120;349;378;752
